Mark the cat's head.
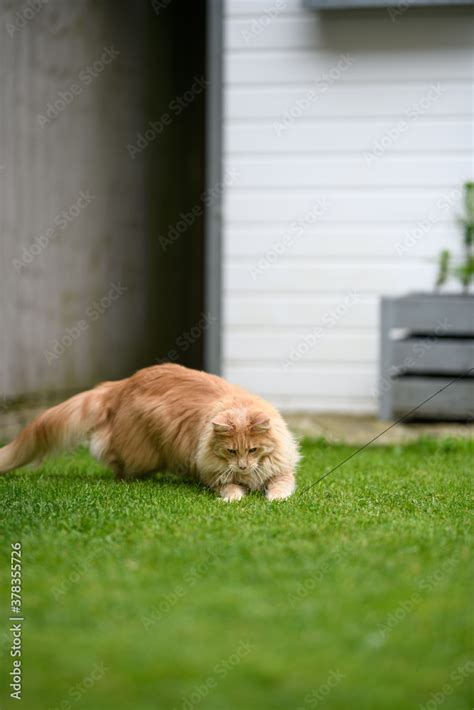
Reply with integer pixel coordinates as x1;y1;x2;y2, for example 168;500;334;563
210;408;273;474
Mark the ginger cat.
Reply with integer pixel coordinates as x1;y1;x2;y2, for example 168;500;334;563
0;364;299;501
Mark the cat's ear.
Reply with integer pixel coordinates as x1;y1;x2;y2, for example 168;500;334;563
212;415;232;433
250;413;271;432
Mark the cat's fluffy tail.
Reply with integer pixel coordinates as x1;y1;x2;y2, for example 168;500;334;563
0;387;110;474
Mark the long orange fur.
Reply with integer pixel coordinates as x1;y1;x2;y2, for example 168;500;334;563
0;364;300;501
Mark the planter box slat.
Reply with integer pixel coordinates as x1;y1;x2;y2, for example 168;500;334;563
392;377;474;420
392;338;474;375
388;295;474;336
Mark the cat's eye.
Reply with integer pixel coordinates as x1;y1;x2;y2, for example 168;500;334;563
248;447;258;454
227;448;237;455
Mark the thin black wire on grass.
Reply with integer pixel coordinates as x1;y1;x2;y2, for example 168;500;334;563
298;367;474;496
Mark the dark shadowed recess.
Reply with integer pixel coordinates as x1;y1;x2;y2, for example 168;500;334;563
145;0;207;371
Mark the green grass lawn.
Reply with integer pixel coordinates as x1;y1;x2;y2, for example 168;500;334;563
0;437;473;710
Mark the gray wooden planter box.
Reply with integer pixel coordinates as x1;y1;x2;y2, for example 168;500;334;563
379;294;474;421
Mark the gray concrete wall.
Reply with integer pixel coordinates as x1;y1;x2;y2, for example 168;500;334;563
0;0;154;401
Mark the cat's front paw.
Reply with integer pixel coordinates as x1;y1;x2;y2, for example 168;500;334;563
219;483;246;502
266;479;295;501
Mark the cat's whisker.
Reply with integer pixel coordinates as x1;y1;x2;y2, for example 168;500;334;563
214;466;233;488
211;467;230;488
255;469;264;488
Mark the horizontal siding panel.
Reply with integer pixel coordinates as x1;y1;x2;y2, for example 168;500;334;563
262;395;375;413
224;227;460;259
224;331;376;362
225;84;472;119
226;48;474;83
226;365;375;397
226;0;301;15
226;155;472;187
225;296;377;328
225;190;460;223
226;17;323;50
226;13;474;51
225;263;436;293
226;120;472;154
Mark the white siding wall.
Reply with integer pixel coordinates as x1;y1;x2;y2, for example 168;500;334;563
222;0;474;413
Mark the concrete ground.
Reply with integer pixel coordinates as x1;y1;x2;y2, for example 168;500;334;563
285;413;474;446
1;399;473;447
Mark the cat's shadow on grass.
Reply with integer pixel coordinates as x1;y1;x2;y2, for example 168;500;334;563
25;465;211;496
13;466;271;503
5;450;269;501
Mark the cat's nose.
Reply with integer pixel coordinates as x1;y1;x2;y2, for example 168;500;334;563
238;461;247;470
